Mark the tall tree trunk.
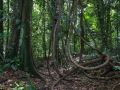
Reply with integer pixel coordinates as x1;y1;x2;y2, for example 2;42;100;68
6;0;23;58
21;0;46;84
6;0;10;46
78;0;85;61
94;0;107;51
52;0;61;64
105;2;112;50
0;0;3;57
42;1;47;58
51;0;63;76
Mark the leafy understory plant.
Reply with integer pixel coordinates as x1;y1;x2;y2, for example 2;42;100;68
12;81;36;90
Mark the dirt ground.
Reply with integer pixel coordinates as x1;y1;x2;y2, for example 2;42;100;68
0;68;120;90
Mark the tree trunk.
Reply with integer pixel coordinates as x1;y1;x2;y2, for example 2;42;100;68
6;0;23;58
21;0;46;83
78;0;85;61
0;0;3;57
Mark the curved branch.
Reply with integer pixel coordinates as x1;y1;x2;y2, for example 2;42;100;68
50;57;108;90
69;55;110;70
66;44;110;70
84;71;120;80
64;24;112;70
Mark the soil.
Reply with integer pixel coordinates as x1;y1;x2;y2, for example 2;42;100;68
0;68;120;90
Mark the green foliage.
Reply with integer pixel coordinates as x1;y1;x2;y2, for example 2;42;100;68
12;82;25;90
27;81;36;90
113;66;120;71
12;81;36;90
0;56;22;74
30;0;120;60
1;0;120;72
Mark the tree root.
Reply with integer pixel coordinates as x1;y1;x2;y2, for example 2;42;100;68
71;55;110;70
84;71;120;80
51;68;78;90
112;83;120;90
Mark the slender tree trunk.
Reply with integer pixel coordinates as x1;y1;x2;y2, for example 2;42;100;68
52;0;61;64
0;0;3;57
105;2;112;50
6;0;23;58
78;0;85;61
42;1;47;58
51;0;63;76
6;0;9;46
94;0;106;51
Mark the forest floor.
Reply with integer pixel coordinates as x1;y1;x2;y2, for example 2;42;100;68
0;68;120;90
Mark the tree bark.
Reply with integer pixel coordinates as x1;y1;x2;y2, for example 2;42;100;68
0;0;3;57
21;0;46;83
6;0;23;58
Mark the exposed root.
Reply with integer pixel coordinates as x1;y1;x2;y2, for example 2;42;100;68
68;54;110;70
51;68;78;90
112;83;120;90
84;71;120;80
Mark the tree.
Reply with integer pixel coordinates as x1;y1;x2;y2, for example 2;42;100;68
21;0;46;84
0;0;3;57
6;0;23;58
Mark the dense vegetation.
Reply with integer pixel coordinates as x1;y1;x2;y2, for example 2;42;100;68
0;0;120;89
